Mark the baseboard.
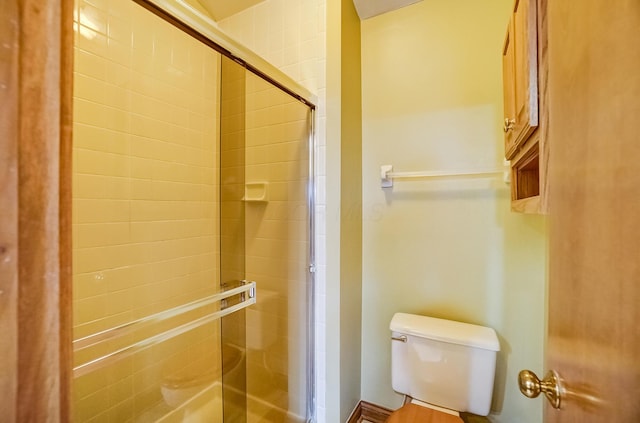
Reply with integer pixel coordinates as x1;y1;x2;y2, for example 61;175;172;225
346;401;393;423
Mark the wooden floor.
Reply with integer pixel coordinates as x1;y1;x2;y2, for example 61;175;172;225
386;404;463;423
348;401;489;423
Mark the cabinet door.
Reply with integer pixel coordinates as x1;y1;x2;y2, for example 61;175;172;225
502;20;517;156
504;0;538;159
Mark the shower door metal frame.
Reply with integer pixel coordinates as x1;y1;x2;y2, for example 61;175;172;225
306;107;316;423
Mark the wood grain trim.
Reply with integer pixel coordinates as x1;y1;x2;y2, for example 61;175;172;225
536;0;549;213
0;1;20;421
510;196;541;214
12;0;73;421
59;0;74;419
346;401;393;423
346;402;362;423
361;401;394;422
523;0;539;126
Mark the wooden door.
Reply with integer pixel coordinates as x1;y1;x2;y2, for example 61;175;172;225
545;0;640;421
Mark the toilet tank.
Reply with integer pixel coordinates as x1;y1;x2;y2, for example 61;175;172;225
390;313;500;416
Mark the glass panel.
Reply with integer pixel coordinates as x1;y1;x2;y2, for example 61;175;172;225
242;72;312;423
219;57;313;423
220;56;248;423
72;0;222;420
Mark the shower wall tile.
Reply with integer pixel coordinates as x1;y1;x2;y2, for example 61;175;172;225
73;0;222;420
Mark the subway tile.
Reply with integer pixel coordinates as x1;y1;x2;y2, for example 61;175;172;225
106;397;134;422
107;14;132;44
74;271;108;299
75;148;130;178
79;2;108;36
75;173;131;200
74;198;130;223
104;84;131;112
315;175;326;204
82;0;107;13
106;61;131;89
106;38;132;66
74;295;108;326
76;25;108;58
75;48;107;81
75;387;110;422
74;98;108;128
73;72;107;104
300;38;318;62
171;39;191;73
74;222;130;248
105;288;134;316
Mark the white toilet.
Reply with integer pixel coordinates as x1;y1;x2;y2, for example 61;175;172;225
389;313;500;422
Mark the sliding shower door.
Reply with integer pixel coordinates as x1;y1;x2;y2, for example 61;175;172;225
72;1;313;422
220;57;314;423
72;0;226;420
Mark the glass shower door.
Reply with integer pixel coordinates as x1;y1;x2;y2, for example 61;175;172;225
72;1;314;422
71;1;230;420
241;70;313;423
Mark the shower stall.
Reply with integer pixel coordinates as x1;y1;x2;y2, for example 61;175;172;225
71;0;315;421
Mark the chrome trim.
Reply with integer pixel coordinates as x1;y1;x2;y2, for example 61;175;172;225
73;282;257;378
74;283;255;351
306;107;316;422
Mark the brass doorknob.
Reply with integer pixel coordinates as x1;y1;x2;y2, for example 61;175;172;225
518;369;564;409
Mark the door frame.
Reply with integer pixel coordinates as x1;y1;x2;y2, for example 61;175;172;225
0;1;74;421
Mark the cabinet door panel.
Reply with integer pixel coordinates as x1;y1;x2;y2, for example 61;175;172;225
502;20;517;157
505;0;538;159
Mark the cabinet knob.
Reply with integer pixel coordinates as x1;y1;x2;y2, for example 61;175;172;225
518;369;565;409
503;118;516;132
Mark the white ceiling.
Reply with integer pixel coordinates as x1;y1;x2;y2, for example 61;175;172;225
197;0;265;21
198;0;423;22
352;0;423;20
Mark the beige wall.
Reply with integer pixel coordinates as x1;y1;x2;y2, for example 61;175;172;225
359;1;546;423
338;0;363;420
72;0;221;420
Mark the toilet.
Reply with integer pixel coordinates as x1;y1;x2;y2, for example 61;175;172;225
388;313;500;422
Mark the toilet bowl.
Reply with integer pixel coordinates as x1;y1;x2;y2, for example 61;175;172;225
161;370;218;408
161;343;244;414
387;313;500;422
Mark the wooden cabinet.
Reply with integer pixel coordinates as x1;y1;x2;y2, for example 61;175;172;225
502;0;548;213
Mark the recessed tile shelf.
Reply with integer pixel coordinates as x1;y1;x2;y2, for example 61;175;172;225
243;182;269;202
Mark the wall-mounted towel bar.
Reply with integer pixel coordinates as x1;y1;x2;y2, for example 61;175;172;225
380;164;510;188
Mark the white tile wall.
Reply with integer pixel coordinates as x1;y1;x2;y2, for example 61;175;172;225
218;2;328;420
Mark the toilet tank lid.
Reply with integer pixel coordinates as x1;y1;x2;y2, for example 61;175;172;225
390;313;500;351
